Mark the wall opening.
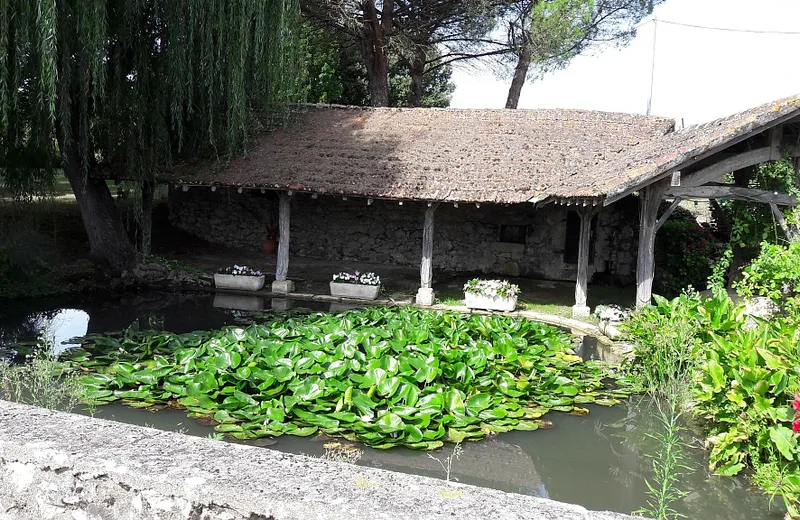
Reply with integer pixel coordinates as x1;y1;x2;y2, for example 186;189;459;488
499;224;527;244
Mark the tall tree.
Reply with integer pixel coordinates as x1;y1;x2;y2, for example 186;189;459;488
0;0;299;268
301;0;494;107
299;18;455;107
499;0;661;108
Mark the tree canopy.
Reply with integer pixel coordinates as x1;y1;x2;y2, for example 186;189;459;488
0;0;300;267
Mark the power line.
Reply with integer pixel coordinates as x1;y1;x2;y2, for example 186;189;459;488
658;19;800;36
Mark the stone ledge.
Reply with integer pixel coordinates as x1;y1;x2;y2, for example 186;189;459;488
0;401;640;520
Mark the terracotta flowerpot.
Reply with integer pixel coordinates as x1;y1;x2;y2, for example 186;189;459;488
262;239;277;254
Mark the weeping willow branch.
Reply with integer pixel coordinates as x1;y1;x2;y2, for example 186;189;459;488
0;0;300;262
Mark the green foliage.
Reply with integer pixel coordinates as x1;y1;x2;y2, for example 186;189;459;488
0;354;89;412
0;0;300;194
636;399;691;520
736;241;800;318
625;293;800;514
298;17;455;108
62;307;635;449
655;219;723;296
707;247;733;297
722;158;800;249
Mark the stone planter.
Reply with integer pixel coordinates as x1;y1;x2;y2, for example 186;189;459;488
464;292;517;312
329;282;380;300
214;274;266;292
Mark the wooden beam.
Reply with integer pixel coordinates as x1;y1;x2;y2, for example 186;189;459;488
664;186;798;205
655;197;682;233
606;112;800;205
770;126;784;161
770;203;800;241
682;147;772;187
275;192;291;282
573;206;600;317
636;180;668;308
420;203;439;290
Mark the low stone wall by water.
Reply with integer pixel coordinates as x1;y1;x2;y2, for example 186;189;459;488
0;400;640;520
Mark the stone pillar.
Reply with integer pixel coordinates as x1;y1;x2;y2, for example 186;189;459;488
416;202;439;306
272;192;294;293
636;181;668;308
572;207;597;318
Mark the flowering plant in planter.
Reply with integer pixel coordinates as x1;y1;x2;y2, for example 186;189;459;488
330;271;381;300
592;304;629;324
463;279;520;312
218;265;263;276
332;271;381;286
214;265;265;292
463;279;520;299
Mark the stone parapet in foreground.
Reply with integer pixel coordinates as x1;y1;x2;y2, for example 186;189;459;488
0;400;639;520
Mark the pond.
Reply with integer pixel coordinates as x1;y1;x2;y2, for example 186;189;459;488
0;291;783;519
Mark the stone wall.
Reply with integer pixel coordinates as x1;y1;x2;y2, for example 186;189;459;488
169;187;639;284
0;400;638;520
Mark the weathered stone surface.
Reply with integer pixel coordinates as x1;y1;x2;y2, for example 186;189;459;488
0;401;640;520
744;296;780;330
169;188;639;285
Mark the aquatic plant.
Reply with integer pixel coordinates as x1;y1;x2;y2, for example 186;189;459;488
0;355;89;412
427;442;463;482
63;307;634;449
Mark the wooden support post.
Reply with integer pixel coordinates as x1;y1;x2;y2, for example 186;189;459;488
572;206;599;318
771;203;800;242
272;192;293;293
416;203;439;306
636;181;668;308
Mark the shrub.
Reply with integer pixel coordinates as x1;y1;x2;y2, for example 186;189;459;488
655;219;724;297
736;241;800;318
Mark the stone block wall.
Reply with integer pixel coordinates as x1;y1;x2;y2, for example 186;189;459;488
169;187;639;284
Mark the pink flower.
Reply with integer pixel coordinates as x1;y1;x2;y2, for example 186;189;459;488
793;394;800;412
793;419;800;434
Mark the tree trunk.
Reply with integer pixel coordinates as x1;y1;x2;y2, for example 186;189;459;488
139;181;154;257
408;46;427;107
361;0;392;107
505;48;532;109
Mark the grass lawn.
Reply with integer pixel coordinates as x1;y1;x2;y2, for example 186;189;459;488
434;277;635;321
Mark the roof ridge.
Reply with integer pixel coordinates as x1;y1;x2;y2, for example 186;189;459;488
290;102;676;124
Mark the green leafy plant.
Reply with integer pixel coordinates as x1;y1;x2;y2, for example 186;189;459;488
736;240;800;319
624;291;800;515
63;307;635;449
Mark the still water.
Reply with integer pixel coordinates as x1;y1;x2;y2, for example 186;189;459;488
0;291;783;519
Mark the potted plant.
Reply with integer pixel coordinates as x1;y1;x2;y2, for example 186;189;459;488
330;271;381;300
463;279;520;312
593;304;628;338
214;265;266;291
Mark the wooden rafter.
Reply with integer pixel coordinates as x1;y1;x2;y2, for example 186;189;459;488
664;186;798;205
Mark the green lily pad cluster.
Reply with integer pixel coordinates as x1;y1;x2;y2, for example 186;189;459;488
63;307;634;449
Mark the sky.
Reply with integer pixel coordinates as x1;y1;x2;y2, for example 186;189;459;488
450;0;800;125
